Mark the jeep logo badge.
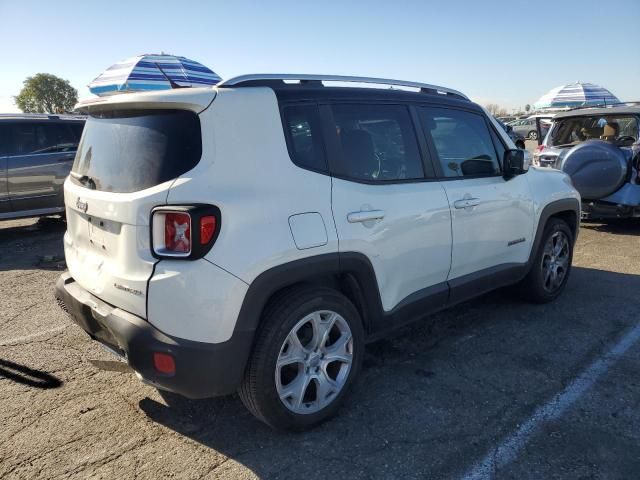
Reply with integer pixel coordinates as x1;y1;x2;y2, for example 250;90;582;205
76;197;88;213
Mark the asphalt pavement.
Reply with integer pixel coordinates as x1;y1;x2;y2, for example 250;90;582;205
0;216;639;479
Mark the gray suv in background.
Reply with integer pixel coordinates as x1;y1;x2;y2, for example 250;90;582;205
0;114;85;220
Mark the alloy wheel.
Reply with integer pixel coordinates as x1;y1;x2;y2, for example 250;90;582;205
541;231;570;293
275;310;353;415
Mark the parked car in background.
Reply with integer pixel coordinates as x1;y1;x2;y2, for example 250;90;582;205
55;73;580;431
534;105;640;219
509;117;540;140
497;119;525;149
0;114;85;220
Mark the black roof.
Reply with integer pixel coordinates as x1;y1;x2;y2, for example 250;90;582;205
272;85;480;112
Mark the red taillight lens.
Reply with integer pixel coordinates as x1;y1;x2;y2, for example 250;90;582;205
164;212;191;254
152;206;219;259
153;352;176;375
535;144;545;153
200;216;216;245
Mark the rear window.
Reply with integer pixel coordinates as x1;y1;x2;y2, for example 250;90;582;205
549;115;638;148
71;109;201;193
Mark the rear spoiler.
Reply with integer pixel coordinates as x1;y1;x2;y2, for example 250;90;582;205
75;87;217;115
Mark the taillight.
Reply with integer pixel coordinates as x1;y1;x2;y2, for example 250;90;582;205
151;205;220;260
200;215;216;245
535;144;545;153
165;212;191;254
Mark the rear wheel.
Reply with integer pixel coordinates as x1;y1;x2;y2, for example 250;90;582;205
519;218;573;303
239;287;364;431
528;130;538;140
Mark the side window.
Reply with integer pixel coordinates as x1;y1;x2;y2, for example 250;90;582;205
10;123;38;155
9;123;75;155
330;104;424;182
0;125;9;156
282;104;327;172
419;108;500;178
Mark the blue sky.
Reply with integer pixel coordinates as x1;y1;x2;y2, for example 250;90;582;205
1;0;638;112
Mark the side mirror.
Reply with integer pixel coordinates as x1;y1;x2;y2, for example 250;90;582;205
503;149;528;178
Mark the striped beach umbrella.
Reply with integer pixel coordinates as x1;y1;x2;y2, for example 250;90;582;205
89;54;221;96
534;82;620;110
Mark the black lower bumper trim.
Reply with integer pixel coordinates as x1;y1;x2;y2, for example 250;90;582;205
55;272;253;398
581;201;640;219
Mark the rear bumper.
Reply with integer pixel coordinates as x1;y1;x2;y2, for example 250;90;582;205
55;272;253;398
581;200;640;219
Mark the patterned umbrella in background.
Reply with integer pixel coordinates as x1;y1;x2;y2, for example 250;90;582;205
89;54;221;96
534;82;620;110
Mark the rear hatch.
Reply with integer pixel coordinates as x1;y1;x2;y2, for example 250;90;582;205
64;89;214;317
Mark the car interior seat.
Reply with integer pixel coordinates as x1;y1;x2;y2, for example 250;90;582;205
601;122;619;141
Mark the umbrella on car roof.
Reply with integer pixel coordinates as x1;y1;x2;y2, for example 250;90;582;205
88;54;221;96
533;82;620;110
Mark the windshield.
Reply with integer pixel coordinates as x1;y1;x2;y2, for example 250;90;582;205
548;114;638;148
71;109;201;193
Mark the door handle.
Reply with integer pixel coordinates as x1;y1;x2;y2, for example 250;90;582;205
453;198;481;209
347;210;385;223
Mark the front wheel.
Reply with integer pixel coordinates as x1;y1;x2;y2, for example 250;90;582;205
239;287;364;431
519;218;573;303
528;130;538;140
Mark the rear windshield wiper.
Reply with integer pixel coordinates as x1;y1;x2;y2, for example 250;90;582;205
70;171;97;190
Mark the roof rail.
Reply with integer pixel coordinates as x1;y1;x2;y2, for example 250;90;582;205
217;74;469;100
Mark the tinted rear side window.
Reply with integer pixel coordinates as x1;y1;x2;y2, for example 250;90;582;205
330;104;424;182
7;122;82;155
71;109;201;193
282;104;327;172
419;107;500;178
0;125;8;155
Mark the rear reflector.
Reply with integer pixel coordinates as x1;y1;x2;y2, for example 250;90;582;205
200;216;216;245
153;352;176;375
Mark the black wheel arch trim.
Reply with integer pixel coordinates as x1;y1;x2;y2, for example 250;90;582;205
528;198;580;269
231;196;580;388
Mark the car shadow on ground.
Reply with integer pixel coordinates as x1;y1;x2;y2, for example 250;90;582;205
580;219;640;236
0;217;67;271
138;266;640;479
0;358;63;389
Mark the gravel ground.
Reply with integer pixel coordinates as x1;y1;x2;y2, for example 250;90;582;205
0;216;639;479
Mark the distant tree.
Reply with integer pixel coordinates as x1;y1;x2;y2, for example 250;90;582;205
14;73;78;113
485;103;500;115
525;104;531;113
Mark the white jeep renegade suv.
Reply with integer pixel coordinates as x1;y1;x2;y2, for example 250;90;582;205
56;74;580;431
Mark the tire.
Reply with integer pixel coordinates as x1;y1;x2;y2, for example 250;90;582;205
239;287;364;431
528;131;538;140
519;218;573;303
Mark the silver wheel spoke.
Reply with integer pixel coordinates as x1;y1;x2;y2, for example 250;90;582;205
316;370;338;409
279;373;312;409
311;312;338;350
323;333;352;364
277;329;309;367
